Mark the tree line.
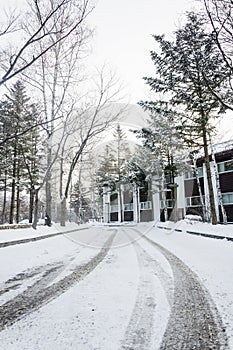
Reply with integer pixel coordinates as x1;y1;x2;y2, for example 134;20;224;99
95;0;233;225
134;0;233;224
0;0;232;226
0;0;124;228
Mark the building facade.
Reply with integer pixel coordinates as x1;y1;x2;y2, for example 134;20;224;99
103;141;233;224
154;142;233;223
103;183;153;223
183;145;233;223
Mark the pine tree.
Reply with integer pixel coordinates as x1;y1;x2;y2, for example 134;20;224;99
132;109;189;221
96;145;117;189
113;124;131;183
70;182;91;223
139;12;232;224
0;81;42;224
97;126;131;187
6;81;30;223
124;152;148;201
0;100;13;223
96;125;131;222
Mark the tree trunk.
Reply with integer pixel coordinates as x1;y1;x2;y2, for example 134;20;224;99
9;142;18;224
9;155;17;224
118;184;124;222
32;188;39;229
169;183;178;222
161;170;168;222
16;159;20;223
16;185;20;224
29;189;34;223
45;146;52;226
1;170;7;224
210;142;227;224
203;130;217;224
60;197;67;226
193;157;208;221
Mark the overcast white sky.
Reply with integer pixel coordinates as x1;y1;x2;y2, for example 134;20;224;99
0;0;196;104
87;0;196;104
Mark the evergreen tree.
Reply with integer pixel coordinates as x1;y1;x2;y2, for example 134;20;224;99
22;104;43;224
6;81;30;223
96;145;117;189
113;124;131;183
132;109;187;182
139;12;232;224
132;109;190;221
0;81;42;224
110;124;131;222
96;125;131;222
0;100;13;223
97;126;131;188
124;153;149;202
70;182;91;223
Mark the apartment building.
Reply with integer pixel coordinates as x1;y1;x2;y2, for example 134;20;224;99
184;143;233;223
156;141;233;223
103;141;233;224
103;183;153;223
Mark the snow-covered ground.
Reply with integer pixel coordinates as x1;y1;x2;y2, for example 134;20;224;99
147;221;233;348
0;220;232;349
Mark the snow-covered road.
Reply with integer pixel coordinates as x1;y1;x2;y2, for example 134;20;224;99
0;223;232;349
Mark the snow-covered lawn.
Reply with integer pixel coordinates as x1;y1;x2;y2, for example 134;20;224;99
0;220;232;349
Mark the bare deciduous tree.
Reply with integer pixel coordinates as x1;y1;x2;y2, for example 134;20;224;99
201;0;233;110
0;0;94;85
58;68;126;226
20;0;94;226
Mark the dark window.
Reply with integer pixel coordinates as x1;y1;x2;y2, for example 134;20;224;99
218;160;233;173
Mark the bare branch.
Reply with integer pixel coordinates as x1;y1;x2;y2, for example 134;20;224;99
203;0;233;71
0;0;94;85
62;68;126;199
0;114;62;146
0;8;20;36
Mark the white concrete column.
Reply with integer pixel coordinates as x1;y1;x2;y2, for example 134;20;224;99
103;184;111;223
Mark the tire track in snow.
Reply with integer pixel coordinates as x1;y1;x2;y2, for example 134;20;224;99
143;235;229;349
0;229;103;304
0;232;116;331
0;262;65;300
121;229;173;350
131;228;174;307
